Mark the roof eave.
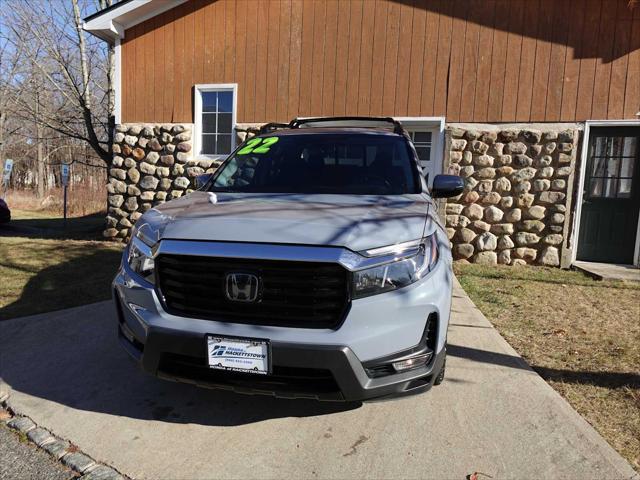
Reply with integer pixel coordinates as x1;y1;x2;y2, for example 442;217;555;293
83;0;186;43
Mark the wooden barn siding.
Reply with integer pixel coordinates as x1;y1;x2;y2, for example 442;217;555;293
121;0;640;124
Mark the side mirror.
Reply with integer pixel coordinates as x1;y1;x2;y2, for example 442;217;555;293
431;174;464;198
195;173;213;189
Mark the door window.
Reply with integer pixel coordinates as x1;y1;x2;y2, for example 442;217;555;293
588;136;637;199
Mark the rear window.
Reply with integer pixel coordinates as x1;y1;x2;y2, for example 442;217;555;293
209;133;420;195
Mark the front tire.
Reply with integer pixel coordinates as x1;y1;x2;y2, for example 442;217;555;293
434;356;446;385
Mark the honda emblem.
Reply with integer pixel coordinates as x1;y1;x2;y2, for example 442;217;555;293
225;273;260;302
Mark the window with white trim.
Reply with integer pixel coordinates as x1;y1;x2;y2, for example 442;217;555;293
194;84;236;157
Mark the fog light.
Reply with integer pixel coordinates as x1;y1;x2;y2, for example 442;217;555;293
392;352;432;372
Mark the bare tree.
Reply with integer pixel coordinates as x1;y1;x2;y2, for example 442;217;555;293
3;0;114;166
0;36;26;170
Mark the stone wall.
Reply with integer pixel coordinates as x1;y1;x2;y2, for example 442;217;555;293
105;123;262;240
444;124;580;267
106;124;212;239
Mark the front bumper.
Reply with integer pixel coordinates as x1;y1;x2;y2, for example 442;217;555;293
116;308;446;401
113;248;452;401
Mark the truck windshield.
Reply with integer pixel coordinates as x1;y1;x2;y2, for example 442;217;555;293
209;133;420;195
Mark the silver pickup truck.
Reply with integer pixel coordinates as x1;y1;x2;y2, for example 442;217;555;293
113;117;463;401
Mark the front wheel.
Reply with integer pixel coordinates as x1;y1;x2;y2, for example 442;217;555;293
433;356;446;385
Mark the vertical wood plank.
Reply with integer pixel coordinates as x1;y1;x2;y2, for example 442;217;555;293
138;23;147;121
369;0;388;116
487;0;510;121
344;0;363;115
623;7;640;119
381;0;401;115
276;0;292;122
287;0;303;120
264;0;280;121
254;0;269;120
459;0;480;121
234;0;247;122
420;1;441;116
322;0;339;116
243;0;258;121
163;10;175;123
203;2;214;83
356;0;375;115
134;22;144;122
545;0;570;121
141;20;154;122
182;2;196;122
529;0;553;121
172;6;185;122
472;0;496;121
153;14;165;121
394;0;414;116
334;0;351;116
193;5;205;86
224;0;236;82
515;0;540;121
446;0;469;122
298;0;315;116
407;0;426;117
559;0;585;121
309;0;326;115
433;0;453;116
607;0;633;119
591;0;619;119
575;0;603;120
501;0;524;121
212;0;225;84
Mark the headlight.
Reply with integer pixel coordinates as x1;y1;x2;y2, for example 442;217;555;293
127;227;156;284
352;234;439;298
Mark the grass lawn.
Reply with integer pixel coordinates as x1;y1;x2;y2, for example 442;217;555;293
455;263;640;472
0;210;123;320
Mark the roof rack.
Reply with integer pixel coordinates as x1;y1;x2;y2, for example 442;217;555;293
257;122;290;135
288;116;407;135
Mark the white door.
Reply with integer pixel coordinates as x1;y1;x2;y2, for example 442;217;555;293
397;118;445;188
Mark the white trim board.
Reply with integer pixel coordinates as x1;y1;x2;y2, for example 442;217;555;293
114;38;122;124
571;120;640;267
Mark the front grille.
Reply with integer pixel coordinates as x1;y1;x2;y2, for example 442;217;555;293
158;353;342;398
156;254;350;329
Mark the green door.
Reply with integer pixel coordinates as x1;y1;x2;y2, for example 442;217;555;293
577;127;640;264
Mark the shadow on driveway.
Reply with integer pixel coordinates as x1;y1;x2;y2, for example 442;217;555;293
1;300;360;427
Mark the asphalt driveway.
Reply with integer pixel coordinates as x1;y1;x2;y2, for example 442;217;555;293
0;281;636;479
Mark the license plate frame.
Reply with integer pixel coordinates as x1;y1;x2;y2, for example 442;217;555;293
206;335;271;375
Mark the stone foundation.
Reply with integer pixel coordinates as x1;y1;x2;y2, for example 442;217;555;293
106;124;209;239
105;123;263;240
444;124;580;267
105;121;582;268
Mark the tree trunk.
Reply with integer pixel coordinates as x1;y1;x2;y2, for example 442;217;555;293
35;85;45;198
36;125;45;198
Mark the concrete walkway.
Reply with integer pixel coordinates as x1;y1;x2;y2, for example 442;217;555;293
1;281;637;479
574;260;640;282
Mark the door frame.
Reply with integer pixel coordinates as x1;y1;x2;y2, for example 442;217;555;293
572;120;640;266
395;117;446;187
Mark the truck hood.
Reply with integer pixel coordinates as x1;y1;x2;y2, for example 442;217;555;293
145;192;430;252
